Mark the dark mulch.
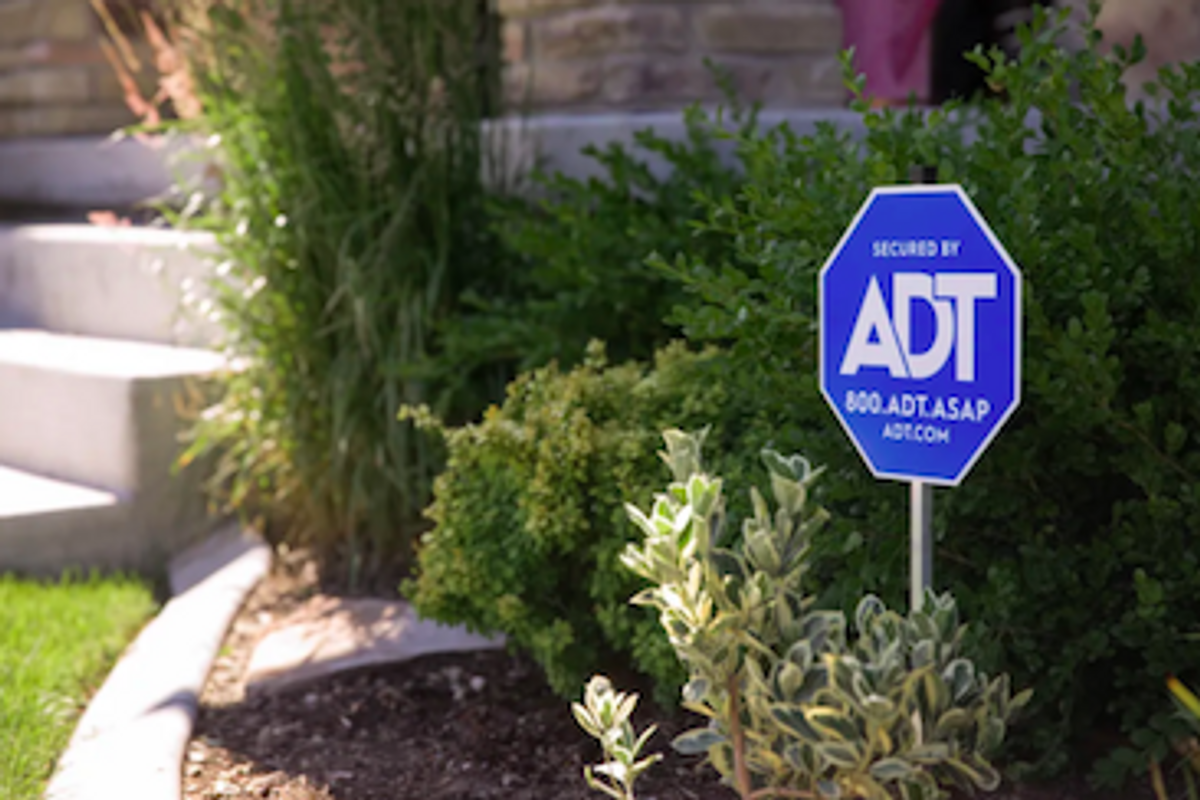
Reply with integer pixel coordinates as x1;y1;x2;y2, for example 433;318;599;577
186;649;731;800
183;552;730;800
181;551;1147;800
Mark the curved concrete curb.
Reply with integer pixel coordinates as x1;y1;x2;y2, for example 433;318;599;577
45;524;271;800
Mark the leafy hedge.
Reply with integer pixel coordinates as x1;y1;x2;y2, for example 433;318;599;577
660;14;1200;782
441;106;748;377
410;9;1200;785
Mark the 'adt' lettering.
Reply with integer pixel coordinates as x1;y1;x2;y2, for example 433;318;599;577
839;272;997;382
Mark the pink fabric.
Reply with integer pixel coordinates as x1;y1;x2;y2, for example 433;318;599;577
839;0;939;103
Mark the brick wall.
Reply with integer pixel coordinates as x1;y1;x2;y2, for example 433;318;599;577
0;0;139;139
498;0;845;113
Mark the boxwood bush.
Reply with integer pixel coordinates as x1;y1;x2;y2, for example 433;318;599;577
405;342;749;701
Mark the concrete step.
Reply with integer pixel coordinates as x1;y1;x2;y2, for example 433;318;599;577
0;223;220;348
0;113;867;209
0;464;119;516
0;134;203;210
0;463;216;576
0;465;129;574
0;329;224;495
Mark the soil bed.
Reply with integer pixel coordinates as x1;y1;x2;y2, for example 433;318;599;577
183;552;730;800
183;551;1144;800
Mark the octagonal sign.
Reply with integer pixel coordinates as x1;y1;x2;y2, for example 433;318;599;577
819;185;1022;486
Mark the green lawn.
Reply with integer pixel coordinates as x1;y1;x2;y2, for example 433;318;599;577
0;573;157;800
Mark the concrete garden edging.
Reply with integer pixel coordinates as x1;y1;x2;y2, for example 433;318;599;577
44;524;271;800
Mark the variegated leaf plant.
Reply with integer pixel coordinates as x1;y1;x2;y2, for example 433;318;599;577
575;429;1031;800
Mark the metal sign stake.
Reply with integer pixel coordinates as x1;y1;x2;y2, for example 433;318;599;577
910;481;933;611
909;165;936;613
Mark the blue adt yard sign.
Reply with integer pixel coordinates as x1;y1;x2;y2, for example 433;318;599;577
819;185;1022;487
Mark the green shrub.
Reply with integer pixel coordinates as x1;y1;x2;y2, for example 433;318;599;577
172;0;508;583
404;342;773;701
649;8;1200;781
443;100;750;375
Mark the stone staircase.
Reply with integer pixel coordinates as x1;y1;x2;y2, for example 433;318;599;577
0;221;224;575
0;110;873;577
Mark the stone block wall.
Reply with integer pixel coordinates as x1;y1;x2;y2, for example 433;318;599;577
498;0;846;113
1093;0;1200;101
0;0;139;139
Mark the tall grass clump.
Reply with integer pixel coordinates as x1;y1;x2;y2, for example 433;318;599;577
159;0;505;582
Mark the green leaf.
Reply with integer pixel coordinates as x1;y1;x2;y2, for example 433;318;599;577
784;741;820;774
944;755;1001;791
672;727;727;755
899;777;935;800
583;766;625;800
785;639;815;671
572;702;600;738
907;743;951;764
830;657;857;698
661;428;706;482
800;610;844;651
942;658;976;702
762;448;812;482
774;661;806;699
769;471;805;515
629;587;658;608
870;757;915;782
920;672;951;719
682;678;709;704
805;707;861;742
861;693;897;721
613;693;638;727
682;700;718;720
794;663;829;703
978;716;1007;755
593;760;631;785
744;529;782;573
633;724;658;755
686;473;709;510
816;778;843;798
912;639;935;669
624;503;657;538
816;741;861;768
745;745;788;779
710;743;735;781
855;595;886;632
934;708;974;737
771;704;821;742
